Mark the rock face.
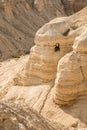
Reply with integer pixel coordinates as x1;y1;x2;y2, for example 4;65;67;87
14;17;74;86
1;5;87;130
0;100;75;130
12;7;87;108
54;22;87;106
0;0;87;61
0;0;65;61
14;7;87;86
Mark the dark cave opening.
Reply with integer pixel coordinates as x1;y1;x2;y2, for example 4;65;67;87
55;44;60;52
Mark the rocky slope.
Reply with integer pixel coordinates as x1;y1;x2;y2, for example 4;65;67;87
13;6;87;87
0;7;87;129
62;0;87;15
0;0;87;61
0;0;65;61
0;100;76;130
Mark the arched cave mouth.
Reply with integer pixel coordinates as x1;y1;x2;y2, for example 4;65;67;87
55;43;60;52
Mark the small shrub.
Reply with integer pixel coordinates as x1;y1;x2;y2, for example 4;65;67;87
24;50;30;54
12;54;20;58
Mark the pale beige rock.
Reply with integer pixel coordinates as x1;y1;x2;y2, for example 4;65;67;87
73;29;87;53
1;7;87;129
19;123;26;130
14;17;72;86
14;7;87;86
54;28;87;106
0;100;76;130
2;85;51;113
0;55;28;87
0;0;87;61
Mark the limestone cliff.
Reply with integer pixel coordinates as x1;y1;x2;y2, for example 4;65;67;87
0;0;87;61
1;5;87;130
54;28;87;106
13;7;87;86
14;17;72;86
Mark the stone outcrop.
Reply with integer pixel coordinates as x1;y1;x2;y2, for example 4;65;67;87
0;100;75;130
0;0;87;61
54;25;87;106
1;5;87;130
14;7;87;86
9;9;87;128
0;0;65;61
14;17;73;86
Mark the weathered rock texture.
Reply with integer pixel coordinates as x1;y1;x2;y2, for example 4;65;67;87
14;7;87;86
0;100;75;130
0;0;65;61
14;17;73;86
54;29;87;106
53;8;87;105
62;0;87;15
1;5;87;130
0;0;87;61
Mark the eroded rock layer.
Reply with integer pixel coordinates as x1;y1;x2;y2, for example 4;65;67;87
14;17;73;86
0;100;75;130
54;25;87;106
0;0;65;61
14;7;87;86
0;0;87;61
0;7;87;129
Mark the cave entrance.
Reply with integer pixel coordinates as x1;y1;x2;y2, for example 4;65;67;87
55;43;60;52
